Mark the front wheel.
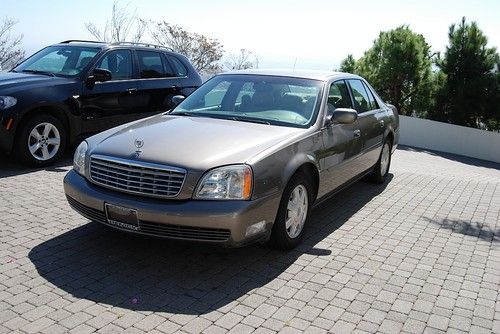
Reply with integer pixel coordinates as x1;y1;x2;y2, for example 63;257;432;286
370;139;392;184
270;173;312;250
16;114;67;167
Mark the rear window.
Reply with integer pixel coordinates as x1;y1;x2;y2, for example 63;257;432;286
167;55;188;77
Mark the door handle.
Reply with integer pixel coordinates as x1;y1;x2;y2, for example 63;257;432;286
353;129;361;138
379;120;385;127
126;88;138;94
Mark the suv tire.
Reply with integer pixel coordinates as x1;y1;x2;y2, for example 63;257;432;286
16;114;67;167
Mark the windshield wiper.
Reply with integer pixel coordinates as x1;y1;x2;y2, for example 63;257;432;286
21;70;55;77
227;116;271;125
168;111;197;117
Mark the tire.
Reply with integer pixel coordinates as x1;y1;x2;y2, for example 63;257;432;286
270;172;313;250
370;138;392;184
15;114;67;167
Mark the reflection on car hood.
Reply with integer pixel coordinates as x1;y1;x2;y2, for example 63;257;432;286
0;72;71;92
90;114;304;170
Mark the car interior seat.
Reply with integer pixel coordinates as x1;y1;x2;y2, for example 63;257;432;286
251;83;275;111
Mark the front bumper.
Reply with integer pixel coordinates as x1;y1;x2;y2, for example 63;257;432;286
0;116;16;154
63;170;281;247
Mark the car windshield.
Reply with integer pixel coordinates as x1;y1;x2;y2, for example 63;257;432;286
13;45;101;77
172;74;323;127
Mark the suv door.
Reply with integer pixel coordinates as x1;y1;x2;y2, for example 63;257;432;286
79;49;143;133
317;80;364;199
135;50;182;112
347;79;385;172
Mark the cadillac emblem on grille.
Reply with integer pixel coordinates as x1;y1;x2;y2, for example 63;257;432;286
134;138;144;151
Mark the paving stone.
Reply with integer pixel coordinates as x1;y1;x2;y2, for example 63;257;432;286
0;149;499;333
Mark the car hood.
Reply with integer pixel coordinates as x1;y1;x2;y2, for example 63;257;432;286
89;114;305;171
0;72;71;92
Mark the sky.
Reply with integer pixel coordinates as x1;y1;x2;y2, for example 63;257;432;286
3;0;499;70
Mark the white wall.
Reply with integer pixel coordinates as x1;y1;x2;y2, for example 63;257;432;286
399;115;500;164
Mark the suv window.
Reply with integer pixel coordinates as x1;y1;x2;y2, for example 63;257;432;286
327;80;353;113
14;46;100;77
95;50;133;80
348;79;374;113
137;51;168;78
167;55;188;77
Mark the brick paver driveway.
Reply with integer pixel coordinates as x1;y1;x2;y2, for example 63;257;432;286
1;147;499;334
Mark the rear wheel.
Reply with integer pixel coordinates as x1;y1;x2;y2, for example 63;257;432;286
270;173;312;250
370;138;392;184
16;114;66;167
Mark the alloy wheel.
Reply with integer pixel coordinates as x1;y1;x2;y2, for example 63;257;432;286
28;122;61;161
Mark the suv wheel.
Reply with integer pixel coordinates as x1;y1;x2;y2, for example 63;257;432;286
16;114;66;167
270;173;312;250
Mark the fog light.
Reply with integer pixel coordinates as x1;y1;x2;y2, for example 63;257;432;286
245;220;266;237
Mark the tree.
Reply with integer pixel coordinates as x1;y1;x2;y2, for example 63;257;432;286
85;1;147;42
0;18;25;71
224;49;259;70
433;17;499;130
151;22;224;75
339;54;356;73
356;26;434;116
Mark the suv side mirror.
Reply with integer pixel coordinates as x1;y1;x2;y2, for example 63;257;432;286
326;108;358;125
89;68;112;83
171;95;185;106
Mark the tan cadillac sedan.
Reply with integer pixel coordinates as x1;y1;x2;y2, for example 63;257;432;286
64;69;399;249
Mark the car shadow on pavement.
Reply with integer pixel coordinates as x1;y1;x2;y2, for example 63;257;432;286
0;152;72;178
28;175;392;314
423;217;499;243
397;145;500;170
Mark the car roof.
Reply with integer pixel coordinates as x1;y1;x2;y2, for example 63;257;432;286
221;69;361;81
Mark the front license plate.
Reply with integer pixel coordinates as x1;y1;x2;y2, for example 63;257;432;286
105;203;139;231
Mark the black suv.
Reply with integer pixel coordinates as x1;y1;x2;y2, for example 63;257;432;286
0;40;202;166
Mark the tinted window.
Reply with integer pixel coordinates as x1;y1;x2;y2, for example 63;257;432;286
362;81;379;110
167;55;188;76
137;51;167;78
95;50;132;80
327;80;353;113
348;79;372;113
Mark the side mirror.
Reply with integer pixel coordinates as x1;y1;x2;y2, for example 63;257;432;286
89;68;112;83
326;108;358;125
171;95;185;106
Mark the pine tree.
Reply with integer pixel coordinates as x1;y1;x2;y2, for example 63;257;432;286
434;17;499;130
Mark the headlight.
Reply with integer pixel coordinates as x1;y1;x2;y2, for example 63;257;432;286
195;165;253;200
73;141;88;176
0;96;17;110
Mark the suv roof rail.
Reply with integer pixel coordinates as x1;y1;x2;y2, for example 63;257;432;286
109;41;174;52
60;40;106;44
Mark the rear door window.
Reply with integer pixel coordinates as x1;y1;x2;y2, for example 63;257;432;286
362;81;379;110
137;50;168;78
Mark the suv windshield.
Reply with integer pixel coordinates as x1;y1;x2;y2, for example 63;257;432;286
172;74;323;127
13;45;101;77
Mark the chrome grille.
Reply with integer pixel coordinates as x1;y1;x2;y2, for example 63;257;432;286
89;155;186;198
